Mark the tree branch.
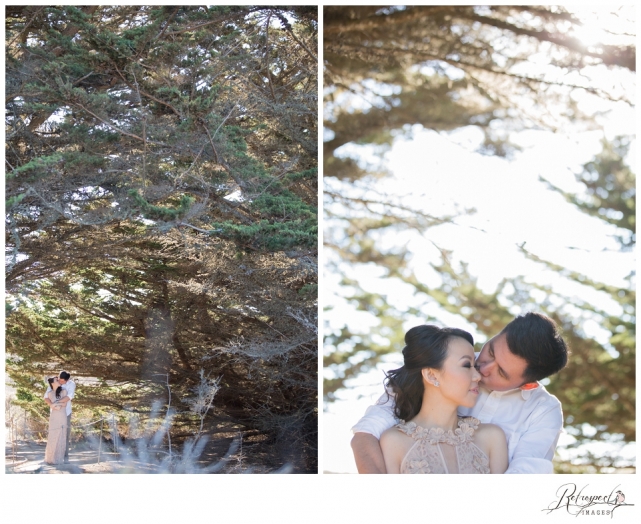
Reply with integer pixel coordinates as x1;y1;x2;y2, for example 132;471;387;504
71;101;167;146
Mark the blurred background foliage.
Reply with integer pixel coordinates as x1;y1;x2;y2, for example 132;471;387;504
323;5;634;473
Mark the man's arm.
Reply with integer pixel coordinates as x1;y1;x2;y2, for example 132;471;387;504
350;392;397;473
64;381;76;399
351;433;387;474
54;395;70;405
505;402;563;474
44;389;53;407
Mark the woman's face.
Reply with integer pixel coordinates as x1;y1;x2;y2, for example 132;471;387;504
432;336;481;408
52;378;60;387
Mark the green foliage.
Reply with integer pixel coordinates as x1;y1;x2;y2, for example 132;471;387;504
286;167;318;182
213;217;317;251
16;388;35;402
130;191;195;221
7;154;63;179
6;193;26;209
299;283;317;297
542;136;635;249
324;6;634;180
6;5;318;472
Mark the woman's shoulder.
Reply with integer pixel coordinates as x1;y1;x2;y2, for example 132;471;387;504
475;423;508;472
474;423;506;444
381;424;405;442
476;422;504;434
380;423;415;469
381;423;415;450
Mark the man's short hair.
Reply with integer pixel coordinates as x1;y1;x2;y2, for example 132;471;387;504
502;312;568;383
59;371;71;381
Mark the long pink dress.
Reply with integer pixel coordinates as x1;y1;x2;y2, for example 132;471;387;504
44;390;68;464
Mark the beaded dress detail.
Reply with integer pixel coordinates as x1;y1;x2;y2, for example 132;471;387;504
396;416;490;474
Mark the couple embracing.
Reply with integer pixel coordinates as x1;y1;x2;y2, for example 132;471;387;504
43;371;76;465
351;312;568;474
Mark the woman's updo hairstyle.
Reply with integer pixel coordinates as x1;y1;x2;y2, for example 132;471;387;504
47;376;63;399
384;325;474;422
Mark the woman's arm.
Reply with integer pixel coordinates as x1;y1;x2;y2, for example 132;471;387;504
53;391;69;406
45;391;60;410
481;424;508;474
379;428;405;474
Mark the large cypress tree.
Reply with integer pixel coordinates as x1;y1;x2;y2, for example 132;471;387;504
6;5;318;472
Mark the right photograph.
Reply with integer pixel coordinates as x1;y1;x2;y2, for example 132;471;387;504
323;5;635;474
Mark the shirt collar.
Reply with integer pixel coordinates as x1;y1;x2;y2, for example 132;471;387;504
481;382;540;399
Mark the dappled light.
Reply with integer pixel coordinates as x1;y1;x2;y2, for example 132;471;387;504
6;5;318;474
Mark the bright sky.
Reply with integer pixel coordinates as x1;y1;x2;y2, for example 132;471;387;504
323;7;636;472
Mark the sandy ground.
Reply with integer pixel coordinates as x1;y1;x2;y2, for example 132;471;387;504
5;430;285;474
5;440;165;474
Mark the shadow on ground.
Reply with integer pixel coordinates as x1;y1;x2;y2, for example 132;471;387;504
6;431;287;474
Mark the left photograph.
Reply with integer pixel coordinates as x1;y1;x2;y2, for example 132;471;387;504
5;5;318;474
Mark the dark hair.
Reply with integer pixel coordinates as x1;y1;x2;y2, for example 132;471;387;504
384;325;474;422
59;371;71;381
501;312;568;383
47;377;63;399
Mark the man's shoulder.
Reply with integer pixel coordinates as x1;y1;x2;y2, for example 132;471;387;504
521;384;562;419
531;383;561;404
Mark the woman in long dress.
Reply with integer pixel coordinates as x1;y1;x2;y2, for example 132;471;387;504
44;377;69;465
380;325;508;474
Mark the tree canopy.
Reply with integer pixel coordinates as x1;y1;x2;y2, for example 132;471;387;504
6;5;318;472
323;6;635;472
325;5;634;175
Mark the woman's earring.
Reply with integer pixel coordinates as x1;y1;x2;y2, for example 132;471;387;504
434;380;439;387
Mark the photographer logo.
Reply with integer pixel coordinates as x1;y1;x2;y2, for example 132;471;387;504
543;484;633;517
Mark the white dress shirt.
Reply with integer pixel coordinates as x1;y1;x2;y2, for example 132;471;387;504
352;381;563;474
44;379;76;417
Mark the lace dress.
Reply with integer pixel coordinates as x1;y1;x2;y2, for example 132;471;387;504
44;390;68;465
396;417;490;474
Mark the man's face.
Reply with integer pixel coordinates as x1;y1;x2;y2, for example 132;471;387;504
475;333;528;391
58;377;67;385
